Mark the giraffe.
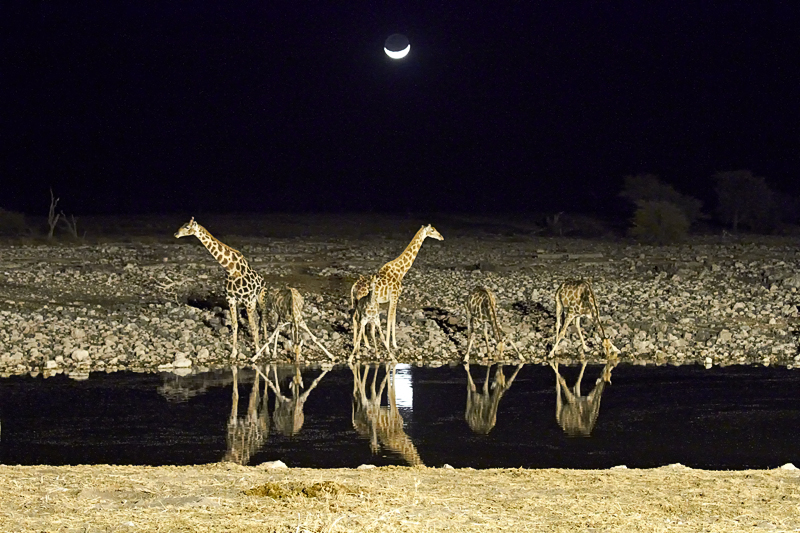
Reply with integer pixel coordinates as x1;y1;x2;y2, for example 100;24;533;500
548;279;620;360
464;286;524;362
349;362;423;466
351;224;444;349
256;287;333;362
174;217;265;357
255;363;329;437
223;365;270;465
549;359;617;437
464;362;524;435
350;275;393;363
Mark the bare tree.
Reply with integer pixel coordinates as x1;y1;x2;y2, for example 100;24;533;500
47;188;61;240
60;211;80;239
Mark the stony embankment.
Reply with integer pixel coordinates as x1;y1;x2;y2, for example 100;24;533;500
0;231;798;377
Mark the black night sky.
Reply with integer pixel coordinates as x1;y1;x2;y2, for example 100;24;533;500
2;1;799;216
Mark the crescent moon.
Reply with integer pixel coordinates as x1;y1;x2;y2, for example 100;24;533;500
384;44;410;59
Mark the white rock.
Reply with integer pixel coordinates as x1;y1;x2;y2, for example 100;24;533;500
357;464;376;470
779;463;798;470
71;349;90;362
442;464;455;469
45;360;58;370
259;460;288;469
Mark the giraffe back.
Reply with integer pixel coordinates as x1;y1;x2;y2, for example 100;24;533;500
467;286;502;339
556;279;600;320
268;287;303;324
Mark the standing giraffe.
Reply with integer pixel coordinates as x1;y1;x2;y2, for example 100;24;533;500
464;286;524;362
350;275;392;362
549;279;620;360
174;217;265;357
351;224;444;349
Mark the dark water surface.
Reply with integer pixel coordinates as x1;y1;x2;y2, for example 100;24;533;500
0;363;798;470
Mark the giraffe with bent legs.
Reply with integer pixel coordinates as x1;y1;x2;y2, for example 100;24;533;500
174;217;265;357
464;286;524;362
549;278;620;360
257;287;333;362
351;224;444;349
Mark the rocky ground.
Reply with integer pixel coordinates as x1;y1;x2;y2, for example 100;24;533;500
1;214;799;377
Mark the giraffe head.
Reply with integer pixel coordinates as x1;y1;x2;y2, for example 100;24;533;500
421;224;444;241
601;338;621;362
174;217;199;238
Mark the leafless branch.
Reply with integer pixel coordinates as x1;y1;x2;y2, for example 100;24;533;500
47;188;61;240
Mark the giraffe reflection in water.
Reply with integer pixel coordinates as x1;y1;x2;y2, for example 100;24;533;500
549;359;617;437
349;363;423;466
259;364;330;437
464;362;524;435
223;365;269;465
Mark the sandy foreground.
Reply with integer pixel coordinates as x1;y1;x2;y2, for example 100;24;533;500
0;463;798;532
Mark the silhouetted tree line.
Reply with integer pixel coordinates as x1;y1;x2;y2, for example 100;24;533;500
620;171;800;244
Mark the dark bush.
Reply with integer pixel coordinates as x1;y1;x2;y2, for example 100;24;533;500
629;200;689;244
620;174;703;225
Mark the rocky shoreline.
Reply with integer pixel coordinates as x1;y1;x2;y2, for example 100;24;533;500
1;218;798;377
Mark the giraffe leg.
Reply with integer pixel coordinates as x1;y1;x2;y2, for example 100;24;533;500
575;316;589;355
246;302;260;355
269;322;288;358
386;296;396;349
350;321;363;363
387;291;402;349
300;321;334;359
366;322;377;356
227;298;239;358
464;325;475;363
482;322;492;357
257;291;268;347
373;318;392;360
549;314;571;358
552;299;563;351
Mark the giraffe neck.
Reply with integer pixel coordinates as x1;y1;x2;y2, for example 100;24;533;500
195;224;245;274
389;227;426;278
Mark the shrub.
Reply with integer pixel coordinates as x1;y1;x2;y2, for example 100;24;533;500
0;208;28;236
629;200;689;244
620;174;703;225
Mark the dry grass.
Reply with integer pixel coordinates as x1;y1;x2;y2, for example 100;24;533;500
0;463;798;532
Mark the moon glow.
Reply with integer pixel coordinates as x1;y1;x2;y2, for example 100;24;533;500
384;33;410;59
